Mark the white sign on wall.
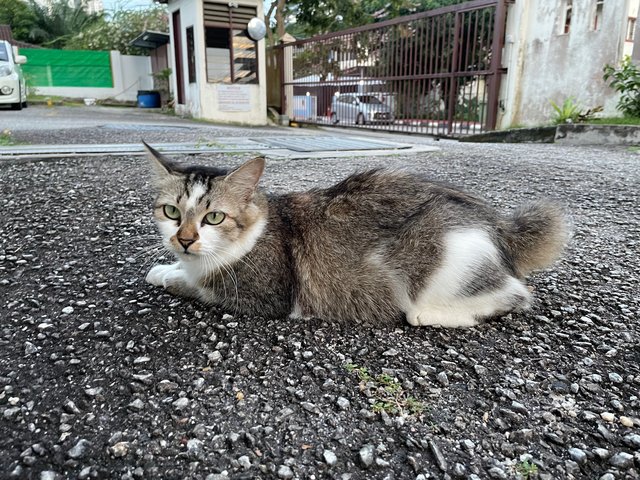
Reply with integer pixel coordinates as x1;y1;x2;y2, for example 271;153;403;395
217;85;252;112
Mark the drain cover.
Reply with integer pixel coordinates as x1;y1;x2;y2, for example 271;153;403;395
253;136;409;152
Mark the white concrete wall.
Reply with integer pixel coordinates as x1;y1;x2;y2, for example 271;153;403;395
170;0;202;117
32;51;153;102
499;0;631;128
624;0;640;57
169;0;267;125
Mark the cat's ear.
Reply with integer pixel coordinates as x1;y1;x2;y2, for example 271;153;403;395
143;140;175;181
224;157;265;200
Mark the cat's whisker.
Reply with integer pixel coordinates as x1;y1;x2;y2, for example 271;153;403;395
134;245;172;275
209;246;261;277
201;248;240;317
210;251;238;314
130;245;165;259
208;254;229;304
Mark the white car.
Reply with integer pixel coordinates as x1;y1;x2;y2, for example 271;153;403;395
330;94;394;125
0;40;27;110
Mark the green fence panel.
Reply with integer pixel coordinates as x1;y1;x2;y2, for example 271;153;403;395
20;49;113;88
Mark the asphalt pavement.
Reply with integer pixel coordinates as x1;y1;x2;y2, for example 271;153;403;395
0;105;638;480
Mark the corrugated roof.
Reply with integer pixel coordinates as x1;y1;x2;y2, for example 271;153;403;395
129;30;170;49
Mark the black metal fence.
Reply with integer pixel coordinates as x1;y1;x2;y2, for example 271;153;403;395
272;0;507;137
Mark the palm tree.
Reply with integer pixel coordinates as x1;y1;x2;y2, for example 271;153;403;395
27;0;104;49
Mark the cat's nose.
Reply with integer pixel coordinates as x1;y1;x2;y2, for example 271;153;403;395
177;237;196;251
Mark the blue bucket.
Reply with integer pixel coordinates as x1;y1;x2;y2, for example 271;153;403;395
137;90;161;108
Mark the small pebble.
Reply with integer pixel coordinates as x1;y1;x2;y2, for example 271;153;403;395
609;452;634;469
620;416;634;427
277;465;293;479
608;372;623;383
336;397;350;410
173;397;190;410
359;444;375;468
67;439;91;459
323;450;337;466
568;447;587;464
601;412;615;422
110;442;129;457
237;455;251;469
24;342;38;355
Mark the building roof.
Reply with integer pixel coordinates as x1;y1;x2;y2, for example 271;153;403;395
0;25;41;49
129;30;170;50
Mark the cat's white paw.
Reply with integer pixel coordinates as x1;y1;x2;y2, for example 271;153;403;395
146;263;186;289
406;308;480;328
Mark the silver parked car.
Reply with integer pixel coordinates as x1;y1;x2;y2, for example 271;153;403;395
330;94;394;125
0;40;28;111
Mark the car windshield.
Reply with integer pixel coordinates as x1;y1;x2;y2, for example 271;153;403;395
0;44;9;62
358;95;382;104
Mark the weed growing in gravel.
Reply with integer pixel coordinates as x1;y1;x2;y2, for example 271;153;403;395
194;138;224;149
345;363;426;417
0;129;15;146
515;459;539;479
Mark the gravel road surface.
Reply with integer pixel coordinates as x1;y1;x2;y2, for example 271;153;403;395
0;113;638;480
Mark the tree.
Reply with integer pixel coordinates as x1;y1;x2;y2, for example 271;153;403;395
0;0;36;43
265;0;474;42
26;0;103;49
66;5;168;55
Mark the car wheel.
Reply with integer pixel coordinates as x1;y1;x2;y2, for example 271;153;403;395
330;112;338;124
356;113;365;125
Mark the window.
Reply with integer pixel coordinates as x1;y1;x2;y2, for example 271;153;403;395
592;0;604;31
186;26;196;83
560;0;573;34
0;43;8;62
627;17;636;42
203;2;258;84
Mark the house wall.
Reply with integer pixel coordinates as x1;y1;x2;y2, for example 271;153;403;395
624;0;640;57
499;0;633;128
168;0;267;125
32;51;152;102
169;0;201;116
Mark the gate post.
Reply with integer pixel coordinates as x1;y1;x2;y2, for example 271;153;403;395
447;12;462;134
485;0;508;131
281;38;294;119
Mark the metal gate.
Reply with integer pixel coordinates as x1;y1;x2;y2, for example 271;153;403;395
274;0;507;137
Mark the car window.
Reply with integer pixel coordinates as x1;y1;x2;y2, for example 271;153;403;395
0;44;9;62
358;95;382;104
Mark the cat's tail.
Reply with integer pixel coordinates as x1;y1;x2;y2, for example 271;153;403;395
502;200;571;277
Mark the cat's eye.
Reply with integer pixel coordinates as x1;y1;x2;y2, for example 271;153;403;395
203;211;225;225
163;204;181;220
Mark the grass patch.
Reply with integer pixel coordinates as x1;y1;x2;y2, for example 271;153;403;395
0;129;17;146
586;116;640;125
27;94;85;107
515;459;539;479
345;363;426;417
194;138;224;149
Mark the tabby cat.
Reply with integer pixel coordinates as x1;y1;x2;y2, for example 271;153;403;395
144;142;569;328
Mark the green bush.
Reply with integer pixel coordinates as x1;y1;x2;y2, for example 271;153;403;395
549;98;583;124
603;56;640;117
549;98;602;124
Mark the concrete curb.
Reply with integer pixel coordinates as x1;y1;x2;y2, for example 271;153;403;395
459;124;640;145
